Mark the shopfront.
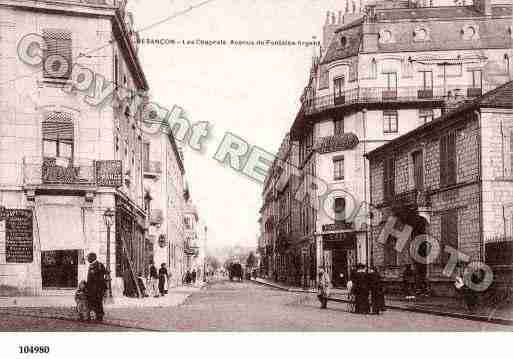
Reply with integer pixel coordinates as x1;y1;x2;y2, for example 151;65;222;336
322;232;356;288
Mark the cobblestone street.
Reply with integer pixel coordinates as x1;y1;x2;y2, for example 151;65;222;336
1;280;511;331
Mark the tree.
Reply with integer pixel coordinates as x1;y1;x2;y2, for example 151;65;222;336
246;251;256;269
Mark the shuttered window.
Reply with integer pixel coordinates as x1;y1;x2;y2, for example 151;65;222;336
43;29;72;80
319;65;329;89
440;132;456;187
412;151;424;190
441;210;458;265
333;156;344;180
42;117;73;162
384;157;395;202
334;117;344;135
510;132;513;178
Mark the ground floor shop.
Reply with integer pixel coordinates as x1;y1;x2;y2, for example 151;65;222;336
0;188;150;297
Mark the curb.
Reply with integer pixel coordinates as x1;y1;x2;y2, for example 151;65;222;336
251;279;513;327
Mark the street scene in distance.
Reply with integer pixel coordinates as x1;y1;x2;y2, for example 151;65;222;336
0;0;513;333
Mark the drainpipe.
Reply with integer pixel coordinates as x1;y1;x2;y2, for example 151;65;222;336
362;108;370;267
475;110;484;262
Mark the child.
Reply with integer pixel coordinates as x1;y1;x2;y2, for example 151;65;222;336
75;280;90;321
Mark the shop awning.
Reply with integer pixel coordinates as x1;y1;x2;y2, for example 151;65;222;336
36;205;86;251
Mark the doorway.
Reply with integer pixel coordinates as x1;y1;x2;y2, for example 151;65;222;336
41;250;79;289
331;250;348;288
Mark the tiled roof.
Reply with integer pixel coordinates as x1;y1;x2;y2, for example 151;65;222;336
322;24;362;64
366;81;513;158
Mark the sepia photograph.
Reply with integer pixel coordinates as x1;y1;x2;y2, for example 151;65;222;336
0;0;512;356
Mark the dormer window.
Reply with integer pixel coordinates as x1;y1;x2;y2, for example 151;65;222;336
413;27;429;42
379;29;393;44
340;36;347;48
461;25;478;40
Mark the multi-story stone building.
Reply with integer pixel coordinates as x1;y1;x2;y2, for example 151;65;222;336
366;81;513;295
260;159;279;280
261;0;512;289
0;0;152;296
142;116;186;287
182;195;207;282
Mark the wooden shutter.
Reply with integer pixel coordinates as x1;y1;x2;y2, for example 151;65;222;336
43;29;72;79
441;210;458;264
447;132;456;185
440;135;448;187
510;132;513;178
384;157;395;201
413;151;424;190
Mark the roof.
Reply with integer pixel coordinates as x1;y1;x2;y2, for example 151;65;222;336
365;81;513;158
374;5;511;21
322;23;362;64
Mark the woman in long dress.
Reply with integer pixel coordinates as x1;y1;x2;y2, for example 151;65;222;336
317;269;331;309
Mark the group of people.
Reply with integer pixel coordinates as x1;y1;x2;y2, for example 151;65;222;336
74;252;108;322
137;262;170;298
317;264;385;315
183;269;198;285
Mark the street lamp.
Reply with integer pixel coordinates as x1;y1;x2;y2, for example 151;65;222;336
103;208;115;303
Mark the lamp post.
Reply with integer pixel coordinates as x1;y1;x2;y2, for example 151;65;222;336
103;208;115;303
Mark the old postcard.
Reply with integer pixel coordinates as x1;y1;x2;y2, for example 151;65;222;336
0;0;512;356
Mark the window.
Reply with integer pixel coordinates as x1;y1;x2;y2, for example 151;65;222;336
42;116;74;164
384;238;398;266
319;65;329;89
334;117;344;135
383;110;398;133
419;109;434;123
441;210;458;265
383;157;395;201
333;156;344;180
340;36;347;48
333;77;345;99
412;150;424;190
384;72;397;90
510;131;513;177
370;58;377;79
470;69;482;89
43;29;72;80
440;132;456;187
114;54;119;89
143;142;150;172
420;71;433;89
115;135;119;153
505;54;510;76
334;197;346;223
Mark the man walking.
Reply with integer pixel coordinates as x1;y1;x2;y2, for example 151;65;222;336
86;252;107;322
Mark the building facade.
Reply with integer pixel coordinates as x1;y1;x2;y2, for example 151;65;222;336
0;0;153;296
183;196;207;283
366;81;513;296
260;0;512;289
142;116;187;287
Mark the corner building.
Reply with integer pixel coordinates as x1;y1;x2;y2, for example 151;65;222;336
0;0;150;296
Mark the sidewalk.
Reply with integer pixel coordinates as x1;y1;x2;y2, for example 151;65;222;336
253;277;513;326
0;283;205;309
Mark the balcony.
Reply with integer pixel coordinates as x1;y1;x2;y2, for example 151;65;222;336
322;221;354;232
149;209;164;225
143;161;162;178
383;189;430;208
303;85;493;116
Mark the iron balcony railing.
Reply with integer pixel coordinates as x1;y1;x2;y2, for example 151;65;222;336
303;85;494;116
23;157;96;186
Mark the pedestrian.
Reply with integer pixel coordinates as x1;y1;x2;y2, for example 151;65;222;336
454;264;478;312
75;280;90;321
369;266;385;315
353;264;370;314
185;270;191;285
158;263;169;296
317;269;331;309
148;262;159;297
136;272;149;297
403;264;415;299
86;252;107;322
192;269;197;284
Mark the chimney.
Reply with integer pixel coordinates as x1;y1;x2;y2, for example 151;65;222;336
474;0;492;16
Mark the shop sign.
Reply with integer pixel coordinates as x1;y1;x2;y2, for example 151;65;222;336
95;160;122;187
4;209;33;263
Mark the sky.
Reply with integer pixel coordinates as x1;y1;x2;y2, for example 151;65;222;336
128;0;346;250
